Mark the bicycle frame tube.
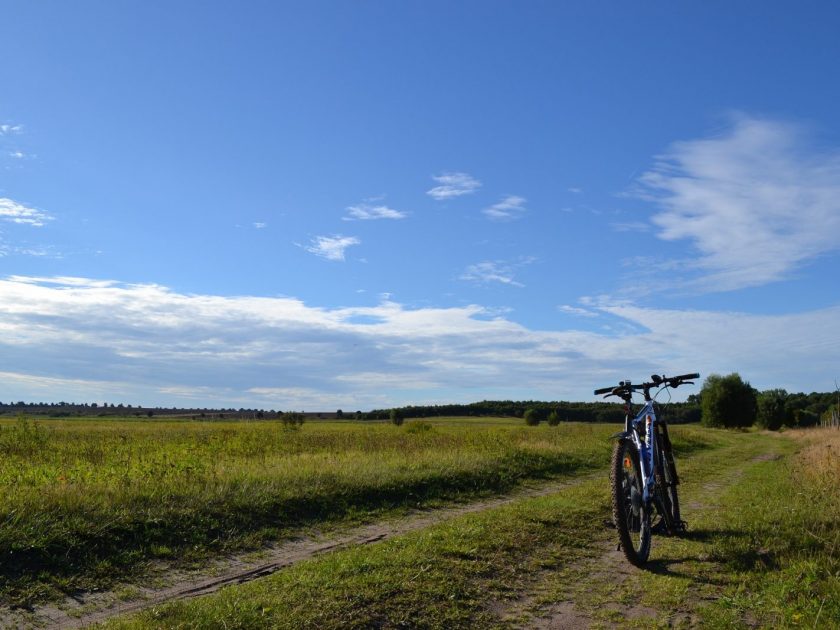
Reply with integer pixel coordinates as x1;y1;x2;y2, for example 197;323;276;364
628;400;657;504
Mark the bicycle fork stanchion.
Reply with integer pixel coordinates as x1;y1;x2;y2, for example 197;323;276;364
636;409;654;505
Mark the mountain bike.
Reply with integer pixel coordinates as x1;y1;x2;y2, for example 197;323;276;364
594;372;699;565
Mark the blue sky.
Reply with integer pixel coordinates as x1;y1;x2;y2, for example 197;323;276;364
2;1;839;410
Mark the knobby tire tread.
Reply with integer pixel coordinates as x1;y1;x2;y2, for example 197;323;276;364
610;439;650;566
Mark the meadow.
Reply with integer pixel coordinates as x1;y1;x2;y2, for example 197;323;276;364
101;427;838;629
2;416;835;629
0;415;647;606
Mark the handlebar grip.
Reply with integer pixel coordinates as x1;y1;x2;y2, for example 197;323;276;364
673;372;700;381
593;386;613;395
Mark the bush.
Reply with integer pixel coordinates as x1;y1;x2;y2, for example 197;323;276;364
756;389;789;430
389;408;404;426
700;373;756;428
547;410;560;426
524;408;540;426
281;412;305;430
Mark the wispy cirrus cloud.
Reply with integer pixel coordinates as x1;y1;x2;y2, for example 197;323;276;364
610;221;649;233
0;198;53;227
483;195;527;221
558;305;599;318
460;257;535;287
635;115;840;292
0;276;837;408
343;203;407;221
426;172;481;200
304;235;360;261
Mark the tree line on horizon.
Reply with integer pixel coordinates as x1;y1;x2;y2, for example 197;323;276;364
377;376;837;430
369;399;703;424
2;375;835;429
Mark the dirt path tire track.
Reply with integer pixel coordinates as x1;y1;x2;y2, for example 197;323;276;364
4;470;603;629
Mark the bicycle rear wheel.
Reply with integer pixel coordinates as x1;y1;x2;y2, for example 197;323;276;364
656;425;683;533
611;438;650;565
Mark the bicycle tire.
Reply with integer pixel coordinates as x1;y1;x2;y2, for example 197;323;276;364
653;437;676;533
656;426;683;533
611;438;650;565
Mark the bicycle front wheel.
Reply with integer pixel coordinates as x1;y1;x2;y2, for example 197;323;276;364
611;438;651;565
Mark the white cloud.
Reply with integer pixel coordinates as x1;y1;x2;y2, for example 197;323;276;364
9;151;25;159
483;195;527;221
636;115;840;292
559;305;599;318
610;221;649;233
0;276;838;407
426;172;481;200
305;235;360;261
568;187;583;194
343;203;407;221
0;370;132;402
460;258;534;287
0;198;53;227
0;124;23;135
253;222;267;229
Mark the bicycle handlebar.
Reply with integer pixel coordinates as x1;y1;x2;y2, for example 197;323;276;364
593;373;700;397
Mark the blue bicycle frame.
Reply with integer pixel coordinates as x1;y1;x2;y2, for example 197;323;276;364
626;399;657;505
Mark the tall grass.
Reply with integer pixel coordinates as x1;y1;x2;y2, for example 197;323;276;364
0;416;620;605
102;428;754;630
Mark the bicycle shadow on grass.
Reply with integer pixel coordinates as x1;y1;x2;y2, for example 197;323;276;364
638;527;769;581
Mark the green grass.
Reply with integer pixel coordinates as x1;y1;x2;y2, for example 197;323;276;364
106;478;612;629
100;426;752;629
99;428;840;629
10;415;815;628
530;429;839;629
1;416;626;606
687;431;840;628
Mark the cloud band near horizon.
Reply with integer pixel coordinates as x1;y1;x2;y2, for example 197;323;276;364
1;276;837;410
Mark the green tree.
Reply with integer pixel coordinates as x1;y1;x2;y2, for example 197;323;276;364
281;412;305;429
524;408;540;426
389;408;404;426
756;389;789;430
547;409;560;426
700;373;757;428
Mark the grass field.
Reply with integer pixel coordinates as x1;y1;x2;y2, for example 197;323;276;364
98;428;839;630
0;415;663;606
2;417;836;628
